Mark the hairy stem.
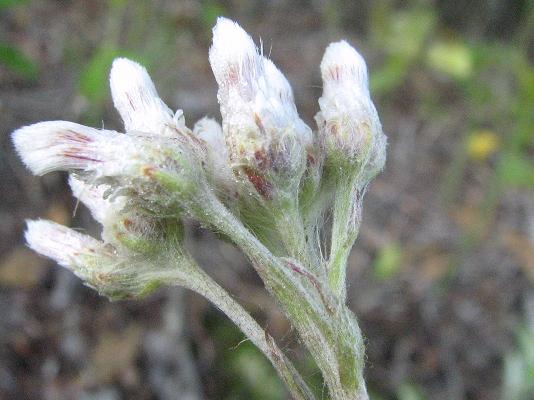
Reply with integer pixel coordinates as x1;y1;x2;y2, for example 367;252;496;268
327;172;362;302
271;197;317;273
169;251;316;400
193;190;368;399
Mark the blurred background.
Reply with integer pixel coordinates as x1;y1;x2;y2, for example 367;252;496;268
1;1;533;399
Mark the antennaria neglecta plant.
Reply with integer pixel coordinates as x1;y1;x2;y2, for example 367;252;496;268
12;17;386;399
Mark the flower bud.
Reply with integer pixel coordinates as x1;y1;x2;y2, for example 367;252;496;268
11;121;164;179
25;219;108;273
107;212;184;255
361;126;387;184
12;121;114;176
110;58;186;136
25;219;171;299
69;175;148;251
13;121;206;217
316;41;386;174
209;17;312;198
192;117;234;191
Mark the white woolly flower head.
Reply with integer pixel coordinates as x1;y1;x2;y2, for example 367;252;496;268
25;219;108;272
24;219;167;299
68;174;126;224
320;40;369;97
193;117;226;153
13;119;208;218
11;121;150;177
209;17;259;91
110;57;186;136
316;40;386;170
14;121;186;180
193;117;237;198
258;58;313;148
209;17;312;197
193;118;228;172
70;174;182;254
12;121;113;176
370;130;387;174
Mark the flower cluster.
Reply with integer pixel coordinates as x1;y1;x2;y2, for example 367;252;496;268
13;17;386;400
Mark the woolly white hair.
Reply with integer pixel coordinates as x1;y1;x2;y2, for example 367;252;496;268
192;117;235;189
320;40;369;96
12;121;115;175
12;120;158;178
69;175;126;224
193;117;225;150
316;40;385;165
209;17;311;174
25;219;103;270
110;58;177;135
259;58;313;147
209;17;260;90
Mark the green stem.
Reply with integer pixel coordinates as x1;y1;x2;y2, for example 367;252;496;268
327;172;361;302
271;198;318;273
168;251;316;400
193;190;368;399
302;179;334;271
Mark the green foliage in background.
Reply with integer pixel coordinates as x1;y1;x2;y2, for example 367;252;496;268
0;0;37;81
426;40;473;81
201;0;227;28
0;43;38;81
360;2;534;397
373;242;403;280
229;344;286;400
397;383;426;400
367;0;533;248
79;46;122;103
502;324;534;400
0;0;28;10
369;5;435;94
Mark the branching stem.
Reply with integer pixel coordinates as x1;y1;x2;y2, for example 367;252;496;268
168;251;316;400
